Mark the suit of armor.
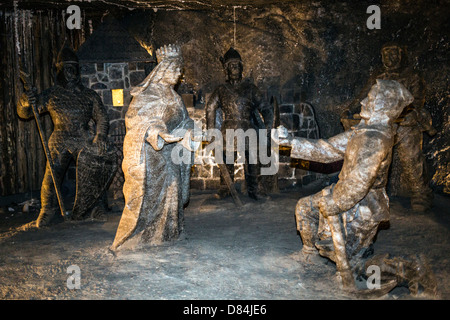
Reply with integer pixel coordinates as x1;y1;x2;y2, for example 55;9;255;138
17;48;109;227
206;48;273;199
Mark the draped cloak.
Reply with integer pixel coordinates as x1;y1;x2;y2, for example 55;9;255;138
111;82;195;250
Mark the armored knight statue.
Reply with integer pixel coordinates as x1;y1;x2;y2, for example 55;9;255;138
206;47;274;200
341;43;436;212
111;44;200;251
277;79;437;296
17;47;115;227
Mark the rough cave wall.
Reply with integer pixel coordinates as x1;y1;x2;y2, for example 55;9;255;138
1;0;448;196
123;0;449;193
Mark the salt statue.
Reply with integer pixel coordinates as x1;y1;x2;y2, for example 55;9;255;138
341;43;436;212
17;47;115;227
277;79;437;296
111;44;200;251
206;47;274;200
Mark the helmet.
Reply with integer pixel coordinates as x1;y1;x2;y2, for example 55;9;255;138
220;47;242;66
55;46;81;87
56;46;79;70
380;42;407;70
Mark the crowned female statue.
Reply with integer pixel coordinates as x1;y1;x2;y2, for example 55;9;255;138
111;44;200;250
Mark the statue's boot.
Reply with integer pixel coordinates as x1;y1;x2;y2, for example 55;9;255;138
296;197;325;264
363;253;438;297
316;238;336;262
391;254;438;297
36;208;56;228
299;245;327;264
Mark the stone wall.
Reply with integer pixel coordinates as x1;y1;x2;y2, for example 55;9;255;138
184;92;324;191
79;61;154;198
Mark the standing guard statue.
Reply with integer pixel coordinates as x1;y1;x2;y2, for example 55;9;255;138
17;47;117;227
277;79;437;296
206;47;274;200
341;43;436;212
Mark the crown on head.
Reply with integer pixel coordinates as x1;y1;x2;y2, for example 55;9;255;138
156;44;182;62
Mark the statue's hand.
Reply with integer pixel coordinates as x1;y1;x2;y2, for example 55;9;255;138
271;125;291;146
159;132;183;144
180;129;201;152
25;88;38;107
319;196;331;218
319;187;339;218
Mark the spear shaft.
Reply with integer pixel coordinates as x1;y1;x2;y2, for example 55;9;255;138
19;68;69;221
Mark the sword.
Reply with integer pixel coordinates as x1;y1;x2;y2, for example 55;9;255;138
19;66;69;221
217;163;243;207
203;135;243;207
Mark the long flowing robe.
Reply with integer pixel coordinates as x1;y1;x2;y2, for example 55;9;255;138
111;82;195;250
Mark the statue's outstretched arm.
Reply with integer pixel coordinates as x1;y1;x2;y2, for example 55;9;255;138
287;130;352;164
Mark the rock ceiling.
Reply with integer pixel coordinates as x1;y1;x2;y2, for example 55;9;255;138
3;0;299;11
